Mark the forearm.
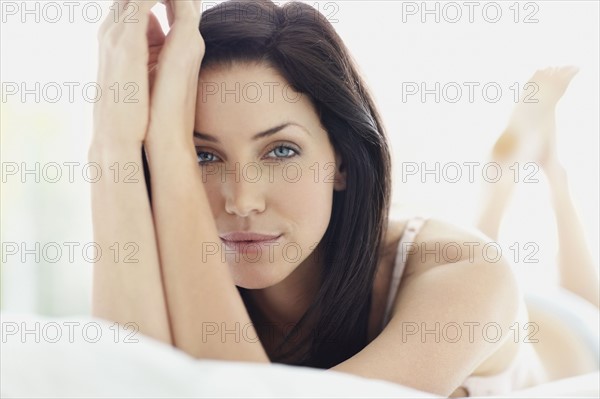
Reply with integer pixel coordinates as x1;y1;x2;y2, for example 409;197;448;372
88;142;172;344
144;139;269;363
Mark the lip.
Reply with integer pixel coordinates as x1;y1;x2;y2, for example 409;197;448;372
219;232;282;255
219;232;281;242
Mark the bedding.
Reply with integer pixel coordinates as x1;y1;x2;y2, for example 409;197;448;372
1;312;435;398
1;312;598;398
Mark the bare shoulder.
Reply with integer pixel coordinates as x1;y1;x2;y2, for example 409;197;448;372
331;217;522;395
383;216;499;269
381;216;409;256
390;219;520;346
402;217;511;277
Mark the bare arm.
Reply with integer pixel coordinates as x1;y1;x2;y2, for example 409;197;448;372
89;145;171;343
330;220;520;396
143;1;269;362
90;1;171;344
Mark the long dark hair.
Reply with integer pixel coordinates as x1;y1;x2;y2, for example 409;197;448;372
144;0;392;369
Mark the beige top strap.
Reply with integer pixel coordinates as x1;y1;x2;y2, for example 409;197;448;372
381;216;427;329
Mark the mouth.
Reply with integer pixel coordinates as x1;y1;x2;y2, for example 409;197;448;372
219;232;281;242
218;232;282;254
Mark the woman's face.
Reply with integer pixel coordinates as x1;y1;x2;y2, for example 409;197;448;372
194;62;346;289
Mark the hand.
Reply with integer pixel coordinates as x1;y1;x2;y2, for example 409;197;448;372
93;0;160;148
92;0;203;150
147;11;166;96
146;0;204;149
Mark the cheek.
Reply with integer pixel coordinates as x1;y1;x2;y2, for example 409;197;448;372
276;166;334;233
200;177;224;217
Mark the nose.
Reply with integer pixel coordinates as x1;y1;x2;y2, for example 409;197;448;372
223;175;266;217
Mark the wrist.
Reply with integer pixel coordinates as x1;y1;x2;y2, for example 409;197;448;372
144;134;196;159
88;139;143;163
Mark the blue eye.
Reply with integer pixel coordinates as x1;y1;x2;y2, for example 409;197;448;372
266;145;299;160
196;150;220;164
195;144;300;166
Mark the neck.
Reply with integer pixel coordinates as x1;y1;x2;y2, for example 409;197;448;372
245;246;323;344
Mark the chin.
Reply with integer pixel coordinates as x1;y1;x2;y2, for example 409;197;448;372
228;262;291;290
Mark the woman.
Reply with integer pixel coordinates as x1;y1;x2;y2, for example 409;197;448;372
90;0;533;396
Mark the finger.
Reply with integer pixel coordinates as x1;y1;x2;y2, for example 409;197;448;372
147;11;166;47
95;1;159;142
155;0;176;27
147;5;204;141
147;12;165;96
112;0;157;25
147;1;203;128
164;0;175;27
118;1;160;50
166;0;202;48
170;0;201;27
137;0;160;15
112;0;128;17
112;0;129;23
101;0;158;41
123;0;159;25
98;0;127;37
149;40;204;137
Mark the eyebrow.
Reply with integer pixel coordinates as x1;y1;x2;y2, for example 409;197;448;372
193;122;309;143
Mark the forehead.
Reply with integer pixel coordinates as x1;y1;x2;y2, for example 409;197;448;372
194;62;321;137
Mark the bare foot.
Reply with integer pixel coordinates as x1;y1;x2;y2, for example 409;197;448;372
492;66;579;164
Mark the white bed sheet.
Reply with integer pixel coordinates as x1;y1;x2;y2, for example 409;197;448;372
1;312;598;398
1;312;436;398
